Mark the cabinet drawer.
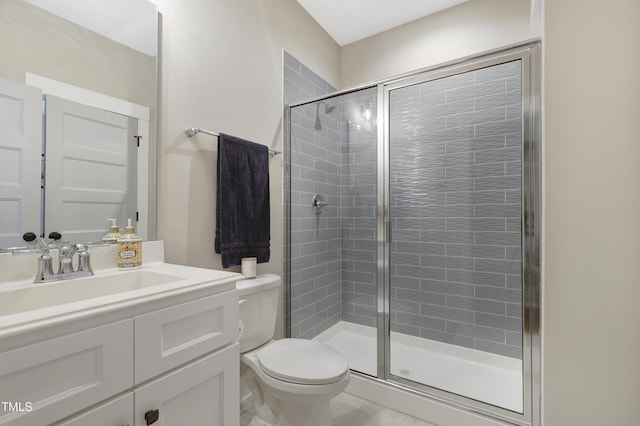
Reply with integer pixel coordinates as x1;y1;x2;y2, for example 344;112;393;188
134;343;239;426
134;290;238;384
55;392;133;426
0;319;133;426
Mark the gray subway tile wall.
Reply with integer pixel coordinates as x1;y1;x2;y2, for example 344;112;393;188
339;89;379;328
389;61;523;359
286;52;523;359
285;52;341;338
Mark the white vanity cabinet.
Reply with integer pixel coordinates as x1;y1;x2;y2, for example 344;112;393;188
134;344;238;426
0;320;134;426
0;282;239;426
132;291;239;426
57;393;134;426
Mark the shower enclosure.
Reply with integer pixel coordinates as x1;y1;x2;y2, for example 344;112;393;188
284;44;540;425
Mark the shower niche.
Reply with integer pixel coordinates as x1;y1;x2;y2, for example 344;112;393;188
285;44;540;426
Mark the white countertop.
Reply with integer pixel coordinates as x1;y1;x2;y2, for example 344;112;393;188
0;241;241;339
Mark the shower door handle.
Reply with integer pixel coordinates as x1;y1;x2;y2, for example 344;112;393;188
385;220;391;242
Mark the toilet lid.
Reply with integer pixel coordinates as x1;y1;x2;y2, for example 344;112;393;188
257;339;349;385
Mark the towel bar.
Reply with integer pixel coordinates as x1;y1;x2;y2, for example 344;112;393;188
185;127;281;156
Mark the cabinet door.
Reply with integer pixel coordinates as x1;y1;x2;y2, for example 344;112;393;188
134;290;238;384
134;343;239;426
56;392;133;426
0;319;133;426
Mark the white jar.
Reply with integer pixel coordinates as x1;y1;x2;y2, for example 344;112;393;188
241;257;257;278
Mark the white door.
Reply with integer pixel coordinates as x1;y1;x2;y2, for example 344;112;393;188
0;78;42;248
44;95;137;243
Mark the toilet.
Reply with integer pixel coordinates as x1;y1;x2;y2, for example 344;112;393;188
237;274;349;426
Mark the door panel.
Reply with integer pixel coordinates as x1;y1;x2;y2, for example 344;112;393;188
0;78;42;247
44;95;137;243
387;60;524;412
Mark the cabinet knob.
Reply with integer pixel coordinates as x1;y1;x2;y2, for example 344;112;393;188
145;409;160;425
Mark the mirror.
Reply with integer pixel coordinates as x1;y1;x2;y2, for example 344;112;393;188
0;0;157;246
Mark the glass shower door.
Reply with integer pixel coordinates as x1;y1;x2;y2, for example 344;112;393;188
287;87;379;377
387;60;525;412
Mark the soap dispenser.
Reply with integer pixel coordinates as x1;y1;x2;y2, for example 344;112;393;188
102;218;121;244
117;219;142;269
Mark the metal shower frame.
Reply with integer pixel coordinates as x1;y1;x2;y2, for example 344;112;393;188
284;41;541;426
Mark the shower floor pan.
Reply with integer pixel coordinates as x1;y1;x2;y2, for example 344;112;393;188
315;321;523;413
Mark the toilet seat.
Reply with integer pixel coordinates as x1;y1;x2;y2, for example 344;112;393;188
256;338;349;385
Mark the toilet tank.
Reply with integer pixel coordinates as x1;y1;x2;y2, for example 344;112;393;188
236;274;281;353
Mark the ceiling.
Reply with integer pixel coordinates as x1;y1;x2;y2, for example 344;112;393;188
296;0;471;46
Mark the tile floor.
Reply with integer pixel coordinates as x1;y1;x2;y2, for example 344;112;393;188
241;391;435;426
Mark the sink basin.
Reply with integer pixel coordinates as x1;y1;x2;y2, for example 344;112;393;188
0;270;182;315
0;241;241;340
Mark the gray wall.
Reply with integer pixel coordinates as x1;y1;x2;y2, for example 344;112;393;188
287;56;523;359
285;51;341;338
388;61;523;358
339;89;379;327
286;58;379;337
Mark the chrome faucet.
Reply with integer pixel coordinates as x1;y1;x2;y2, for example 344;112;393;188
1;232;107;283
0;232;61;283
58;240;76;275
51;240;108;281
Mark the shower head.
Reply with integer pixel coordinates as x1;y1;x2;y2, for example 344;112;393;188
315;101;336;130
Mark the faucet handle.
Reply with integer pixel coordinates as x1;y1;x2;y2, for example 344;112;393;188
48;232;62;241
76;241;109;275
32;233;63;283
7;232;39;253
28;232;63;253
45;232;62;250
0;232;42;254
75;242;109;276
23;232;37;243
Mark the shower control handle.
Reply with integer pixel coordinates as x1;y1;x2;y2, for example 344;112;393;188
312;194;328;214
314;199;328;208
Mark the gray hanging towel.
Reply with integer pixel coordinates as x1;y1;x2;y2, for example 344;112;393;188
215;133;270;268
